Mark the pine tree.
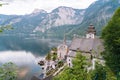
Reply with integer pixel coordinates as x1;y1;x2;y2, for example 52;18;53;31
102;7;120;54
102;7;120;74
45;53;51;61
53;51;90;80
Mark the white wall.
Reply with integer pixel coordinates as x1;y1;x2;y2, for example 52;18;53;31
86;33;94;39
67;56;72;67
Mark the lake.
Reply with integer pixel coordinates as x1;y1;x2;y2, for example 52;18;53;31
0;35;63;80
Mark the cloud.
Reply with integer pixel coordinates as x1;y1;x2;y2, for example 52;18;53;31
0;0;96;15
1;0;35;2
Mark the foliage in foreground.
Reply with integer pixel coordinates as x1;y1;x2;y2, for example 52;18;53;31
53;50;118;80
0;62;18;80
53;51;90;80
90;62;117;80
102;7;120;74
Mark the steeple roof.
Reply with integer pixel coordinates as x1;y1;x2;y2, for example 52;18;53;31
87;24;96;34
63;34;66;45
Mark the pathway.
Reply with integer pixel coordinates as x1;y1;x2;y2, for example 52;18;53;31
53;63;67;76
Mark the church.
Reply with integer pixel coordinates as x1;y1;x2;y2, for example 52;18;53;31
57;24;104;67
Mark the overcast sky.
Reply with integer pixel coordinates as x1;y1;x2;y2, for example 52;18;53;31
0;0;96;15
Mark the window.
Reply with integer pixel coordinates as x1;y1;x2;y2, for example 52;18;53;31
69;63;70;67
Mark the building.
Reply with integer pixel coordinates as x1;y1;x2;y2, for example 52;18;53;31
57;35;68;60
67;24;104;67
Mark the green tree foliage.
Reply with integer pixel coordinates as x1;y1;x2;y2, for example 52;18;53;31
0;4;12;33
0;3;2;6
0;3;17;80
102;7;120;74
0;25;13;33
51;47;57;51
45;53;51;61
0;62;18;80
102;7;120;54
52;53;57;61
91;62;116;80
53;51;90;80
57;61;64;68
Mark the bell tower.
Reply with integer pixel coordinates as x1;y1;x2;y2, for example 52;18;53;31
86;24;96;39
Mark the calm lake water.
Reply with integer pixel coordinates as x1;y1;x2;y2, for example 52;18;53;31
0;35;63;80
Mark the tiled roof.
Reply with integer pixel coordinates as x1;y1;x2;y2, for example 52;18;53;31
68;51;76;57
69;38;104;53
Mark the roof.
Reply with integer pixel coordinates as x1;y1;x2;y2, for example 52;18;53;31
68;51;76;57
69;38;104;53
87;24;96;34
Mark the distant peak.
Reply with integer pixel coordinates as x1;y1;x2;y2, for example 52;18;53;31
32;9;47;14
57;6;73;9
51;6;74;13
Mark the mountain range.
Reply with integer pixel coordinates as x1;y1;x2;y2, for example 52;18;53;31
0;0;120;39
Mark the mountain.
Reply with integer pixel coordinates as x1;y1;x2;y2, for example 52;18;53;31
77;0;120;35
0;14;19;25
44;0;120;38
0;7;84;35
0;0;120;38
34;6;85;32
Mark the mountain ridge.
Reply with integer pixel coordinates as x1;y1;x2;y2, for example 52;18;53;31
0;0;120;39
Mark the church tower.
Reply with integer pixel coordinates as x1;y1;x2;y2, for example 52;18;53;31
63;34;66;45
86;24;96;39
57;34;68;60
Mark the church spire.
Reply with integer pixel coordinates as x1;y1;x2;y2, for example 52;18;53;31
63;34;66;45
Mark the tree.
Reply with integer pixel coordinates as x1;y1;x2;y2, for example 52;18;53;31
52;55;57;61
45;53;51;61
52;52;57;61
102;7;120;74
0;3;2;6
0;3;17;80
53;51;90;80
90;62;117;80
0;4;12;33
71;51;88;80
102;7;120;54
0;25;13;33
57;60;64;68
0;62;18;80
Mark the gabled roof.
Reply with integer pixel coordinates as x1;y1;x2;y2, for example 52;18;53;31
69;38;104;53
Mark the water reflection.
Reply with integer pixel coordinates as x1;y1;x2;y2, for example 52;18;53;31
0;35;67;79
0;51;37;65
0;51;43;80
0;35;50;56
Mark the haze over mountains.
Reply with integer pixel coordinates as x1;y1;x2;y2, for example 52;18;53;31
0;0;120;38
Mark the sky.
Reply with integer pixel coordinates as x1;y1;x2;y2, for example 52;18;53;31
0;0;97;15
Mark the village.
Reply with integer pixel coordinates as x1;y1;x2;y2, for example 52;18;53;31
32;24;105;80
